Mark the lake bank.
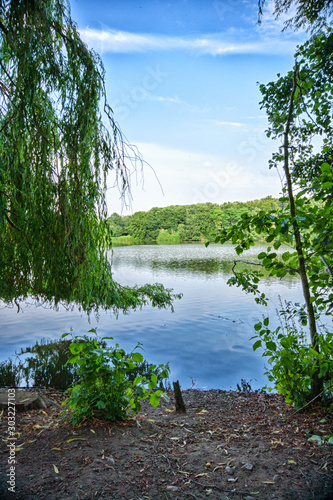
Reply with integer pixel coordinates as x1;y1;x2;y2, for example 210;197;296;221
0;387;332;499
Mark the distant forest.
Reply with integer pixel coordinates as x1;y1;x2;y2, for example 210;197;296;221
107;196;281;245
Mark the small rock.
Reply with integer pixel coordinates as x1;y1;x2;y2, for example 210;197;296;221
166;485;179;492
225;466;236;473
227;478;238;483
242;463;254;471
106;456;115;464
273;474;280;481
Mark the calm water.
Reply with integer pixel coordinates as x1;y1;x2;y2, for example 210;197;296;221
1;244;305;390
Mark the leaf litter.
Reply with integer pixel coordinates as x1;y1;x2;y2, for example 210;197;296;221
0;388;332;499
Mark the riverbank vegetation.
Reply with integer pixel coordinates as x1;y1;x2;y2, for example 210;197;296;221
209;11;333;408
107;196;281;245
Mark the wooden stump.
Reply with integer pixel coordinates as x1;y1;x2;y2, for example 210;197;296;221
173;380;186;413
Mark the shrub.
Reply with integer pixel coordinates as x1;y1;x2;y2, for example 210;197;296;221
252;300;333;408
62;329;170;423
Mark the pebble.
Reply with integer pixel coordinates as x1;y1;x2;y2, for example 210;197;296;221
166;485;179;492
225;466;236;473
242;463;254;471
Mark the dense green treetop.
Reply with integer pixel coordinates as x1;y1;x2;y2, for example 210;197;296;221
0;0;178;313
107;197;281;244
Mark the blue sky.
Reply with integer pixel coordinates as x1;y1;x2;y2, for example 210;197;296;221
70;0;306;214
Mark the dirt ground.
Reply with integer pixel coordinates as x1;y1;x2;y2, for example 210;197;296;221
0;388;333;500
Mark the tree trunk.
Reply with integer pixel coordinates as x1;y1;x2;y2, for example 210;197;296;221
173;380;186;413
284;67;322;398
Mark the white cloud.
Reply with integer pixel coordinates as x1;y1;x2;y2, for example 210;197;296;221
106;142;282;215
147;94;211;113
209;120;247;128
80;28;302;56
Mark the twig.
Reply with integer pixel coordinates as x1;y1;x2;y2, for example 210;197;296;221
189;479;252;495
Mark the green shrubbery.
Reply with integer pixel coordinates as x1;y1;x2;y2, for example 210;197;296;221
0;331;170;423
61;330;170;423
252;301;333;408
156;229;181;245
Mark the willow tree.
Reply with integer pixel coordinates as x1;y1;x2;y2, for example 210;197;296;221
0;0;178;314
258;0;333;30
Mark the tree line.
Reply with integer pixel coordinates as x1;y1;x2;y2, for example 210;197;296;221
107;197;281;245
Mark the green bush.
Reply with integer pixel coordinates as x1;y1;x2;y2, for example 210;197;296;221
157;229;181;245
62;329;170;423
252;300;333;408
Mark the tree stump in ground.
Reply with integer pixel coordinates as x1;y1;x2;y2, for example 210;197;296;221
173;380;186;413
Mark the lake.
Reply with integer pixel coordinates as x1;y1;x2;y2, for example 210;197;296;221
0;244;305;391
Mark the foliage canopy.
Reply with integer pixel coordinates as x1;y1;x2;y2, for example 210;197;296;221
258;0;333;30
0;0;178;313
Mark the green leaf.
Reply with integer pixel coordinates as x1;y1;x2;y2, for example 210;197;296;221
266;341;276;351
68;355;80;364
320;163;331;172
132;352;144;363
263;317;269;327
150;373;158;388
308;435;323;445
150;393;160;408
253;340;262;351
254;323;262;331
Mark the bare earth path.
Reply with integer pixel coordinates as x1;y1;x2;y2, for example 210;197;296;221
0;389;332;499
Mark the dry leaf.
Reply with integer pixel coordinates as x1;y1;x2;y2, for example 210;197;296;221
53;464;59;474
67;438;86;443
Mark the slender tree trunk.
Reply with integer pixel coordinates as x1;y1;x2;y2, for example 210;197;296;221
284;67;322;398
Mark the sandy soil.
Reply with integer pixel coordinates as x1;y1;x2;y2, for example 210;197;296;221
0;388;333;499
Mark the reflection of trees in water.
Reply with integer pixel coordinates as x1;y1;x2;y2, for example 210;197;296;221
125;255;298;283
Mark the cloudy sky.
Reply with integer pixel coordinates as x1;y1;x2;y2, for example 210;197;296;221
70;0;306;214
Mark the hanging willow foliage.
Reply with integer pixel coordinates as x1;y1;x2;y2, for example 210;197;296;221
0;0;179;313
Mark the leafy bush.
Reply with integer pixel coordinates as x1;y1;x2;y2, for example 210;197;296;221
157;229;181;245
62;329;170;423
252;300;333;408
